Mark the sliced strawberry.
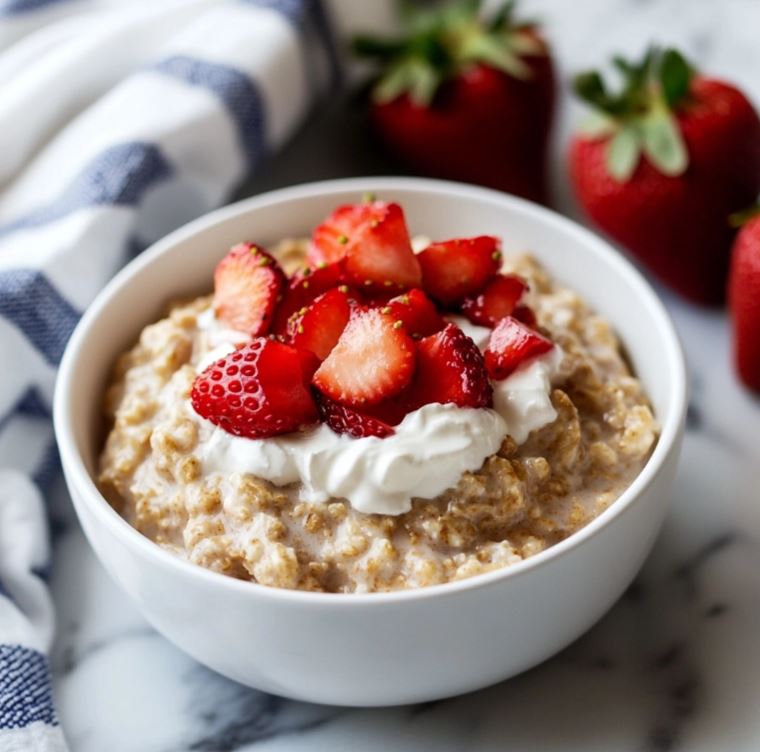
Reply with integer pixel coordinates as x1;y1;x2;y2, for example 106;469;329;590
213;243;285;336
361;395;411;427
270;262;346;336
513;303;537;327
309;202;421;294
484;316;554;380
191;339;319;438
402;323;492;410
318;395;395;439
308;204;360;267
418;236;502;305
313;307;415;406
288;288;351;361
460;273;527;327
343;202;422;292
384;288;445;338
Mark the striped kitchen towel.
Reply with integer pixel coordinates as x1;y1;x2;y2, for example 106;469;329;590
0;0;338;748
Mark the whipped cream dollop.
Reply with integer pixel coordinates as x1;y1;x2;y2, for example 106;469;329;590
200;404;507;515
196;307;250;372
192;306;562;515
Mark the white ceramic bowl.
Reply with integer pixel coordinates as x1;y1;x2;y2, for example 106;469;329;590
54;178;686;706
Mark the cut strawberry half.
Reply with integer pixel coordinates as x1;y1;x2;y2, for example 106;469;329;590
313;307;416;406
317;395;395;439
343;202;422;292
384;288;445;339
309;202;421;295
402;323;492;410
213;243;286;336
191;339;319;438
270;262;346;336
308;204;362;267
460;273;528;327
288;288;351;361
484;316;554;380
418;235;502;305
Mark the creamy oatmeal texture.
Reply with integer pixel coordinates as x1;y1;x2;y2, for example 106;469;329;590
99;241;658;593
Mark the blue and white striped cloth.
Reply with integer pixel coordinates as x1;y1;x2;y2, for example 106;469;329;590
0;0;338;748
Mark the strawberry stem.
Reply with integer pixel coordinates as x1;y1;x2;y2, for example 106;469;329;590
353;0;546;107
573;47;695;182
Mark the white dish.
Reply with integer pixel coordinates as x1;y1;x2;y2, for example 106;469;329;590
54;177;687;706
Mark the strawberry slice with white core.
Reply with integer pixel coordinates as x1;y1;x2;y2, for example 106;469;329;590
484;315;554;380
213;243;285;336
418;235;502;305
288;287;351;361
313;307;416;406
309;200;421;290
460;273;528;327
343;202;421;292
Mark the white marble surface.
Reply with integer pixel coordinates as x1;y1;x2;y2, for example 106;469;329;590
48;1;760;749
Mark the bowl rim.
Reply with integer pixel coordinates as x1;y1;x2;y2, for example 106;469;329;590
54;176;687;606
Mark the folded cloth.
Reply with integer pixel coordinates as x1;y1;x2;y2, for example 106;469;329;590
0;1;338;748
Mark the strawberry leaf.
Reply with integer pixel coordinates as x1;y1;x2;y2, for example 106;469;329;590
641;108;688;176
460;32;531;79
659;48;694;108
607;127;641;181
489;0;516;31
573;71;613;112
578;111;618;138
575;46;694;180
729;204;760;228
374;58;442;106
355;0;546;105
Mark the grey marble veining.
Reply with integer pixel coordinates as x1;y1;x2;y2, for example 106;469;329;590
49;1;760;749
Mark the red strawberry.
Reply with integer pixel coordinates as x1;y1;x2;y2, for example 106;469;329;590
354;3;555;204
313;308;415;406
513;304;537;327
570;48;760;305
318;396;395;439
308;201;421;294
402;323;492;410
484;316;553;380
384;288;445;338
213;243;285;336
191;339;319;438
342;202;421;292
460;273;528;327
309;204;360;267
288;288;351;361
728;210;760;392
270;262;346;336
418;236;501;305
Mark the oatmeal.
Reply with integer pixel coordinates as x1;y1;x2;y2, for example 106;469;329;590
98;206;657;593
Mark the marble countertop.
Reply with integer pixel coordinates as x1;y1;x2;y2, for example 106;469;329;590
48;1;760;750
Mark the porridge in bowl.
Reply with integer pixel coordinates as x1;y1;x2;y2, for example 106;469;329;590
98;199;657;593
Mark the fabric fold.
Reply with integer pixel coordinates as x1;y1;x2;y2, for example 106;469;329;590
0;1;338;747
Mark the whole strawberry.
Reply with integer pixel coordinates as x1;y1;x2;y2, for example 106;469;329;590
728;208;760;392
570;48;760;305
354;0;555;204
